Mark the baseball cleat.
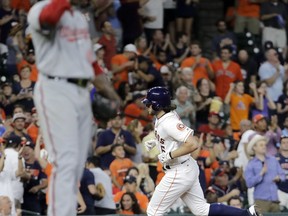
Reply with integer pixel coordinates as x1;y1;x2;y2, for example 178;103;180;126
247;205;262;216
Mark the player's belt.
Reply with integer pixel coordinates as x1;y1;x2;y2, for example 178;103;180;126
46;75;89;88
163;158;189;171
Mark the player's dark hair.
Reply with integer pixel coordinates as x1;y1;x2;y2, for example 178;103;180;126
86;156;101;168
163;104;177;113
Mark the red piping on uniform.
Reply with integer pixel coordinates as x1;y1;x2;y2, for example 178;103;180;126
39;83;58;216
39;0;71;26
154;169;178;216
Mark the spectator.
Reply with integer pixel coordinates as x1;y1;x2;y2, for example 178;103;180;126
159;65;174;96
198;112;225;137
151;30;176;58
3;135;24;213
276;135;288;211
98;21;117;70
233;0;262;36
175;0;199;42
17;48;38;82
109;144;134;189
174;85;195;128
228;196;243;209
163;0;176;43
118;192;141;215
236;49;257;94
21;140;47;214
195;78;216;128
276;80;288;129
136;163;155;199
252;81;276;119
211;168;241;203
205;186;218;203
0;82;17;118
0;0;18;44
26;107;39;144
260;0;287;57
142;0;164;43
93;43;111;81
107;0;122;50
86;156;116;215
173;32;190;64
79;168;97;215
111;43;138;90
253;114;282;156
211;20;237;60
126;119;144;164
135;36;153;57
181;41;214;86
224;81;259;131
212;45;243;100
0;196;12;216
13;65;35;112
258;48;286;102
282;116;288;136
95;112;136;169
244;134;285;213
114;175;149;214
141;124;159;183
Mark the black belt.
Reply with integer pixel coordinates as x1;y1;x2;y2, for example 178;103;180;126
163;159;189;171
47;75;89;88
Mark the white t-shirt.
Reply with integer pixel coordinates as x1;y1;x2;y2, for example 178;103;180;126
89;168;115;210
4;148;24;202
154;111;193;166
234;130;255;171
163;0;176;9
143;0;164;29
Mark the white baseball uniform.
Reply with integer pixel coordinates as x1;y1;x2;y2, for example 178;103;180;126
28;1;95;216
147;111;210;216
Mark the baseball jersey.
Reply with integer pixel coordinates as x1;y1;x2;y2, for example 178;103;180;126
154;111;193;166
27;0;96;79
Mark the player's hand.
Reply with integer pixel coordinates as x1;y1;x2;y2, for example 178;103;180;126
144;139;157;151
158;152;172;164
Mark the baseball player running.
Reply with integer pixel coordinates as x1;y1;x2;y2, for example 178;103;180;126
142;86;262;216
27;0;119;216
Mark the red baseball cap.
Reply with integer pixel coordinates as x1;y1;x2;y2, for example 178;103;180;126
253;114;265;124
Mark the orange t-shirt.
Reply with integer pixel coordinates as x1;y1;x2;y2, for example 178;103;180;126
44;163;53;204
212;60;243;100
17;60;38;82
111;54;129;90
26;124;39;144
109;158;133;187
114;190;149;211
198;149;219;186
236;0;260;18
181;57;213;86
230;93;254;131
120;210;134;215
124;103;152;127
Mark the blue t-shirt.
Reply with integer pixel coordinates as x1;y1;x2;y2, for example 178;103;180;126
80;168;96;207
96;129;136;169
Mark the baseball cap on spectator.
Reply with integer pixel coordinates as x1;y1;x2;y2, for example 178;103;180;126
13;113;26;122
93;43;104;52
124;175;137;184
124;44;138;55
214;168;228;177
252;114;265;124
160;65;171;74
5;135;22;147
24;140;35;150
247;134;267;156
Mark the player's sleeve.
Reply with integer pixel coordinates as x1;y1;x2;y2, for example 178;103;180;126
28;0;71;32
163;117;194;143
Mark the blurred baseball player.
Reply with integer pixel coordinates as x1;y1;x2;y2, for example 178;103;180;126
27;0;119;216
142;86;262;216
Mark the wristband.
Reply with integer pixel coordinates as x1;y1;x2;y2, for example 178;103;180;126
169;152;173;159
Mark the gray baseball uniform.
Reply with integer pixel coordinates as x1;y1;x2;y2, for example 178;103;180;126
28;1;95;215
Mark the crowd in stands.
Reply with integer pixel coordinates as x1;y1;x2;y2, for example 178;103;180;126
0;0;288;215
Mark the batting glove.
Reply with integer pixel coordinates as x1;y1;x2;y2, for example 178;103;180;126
158;152;172;164
144;139;157;151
